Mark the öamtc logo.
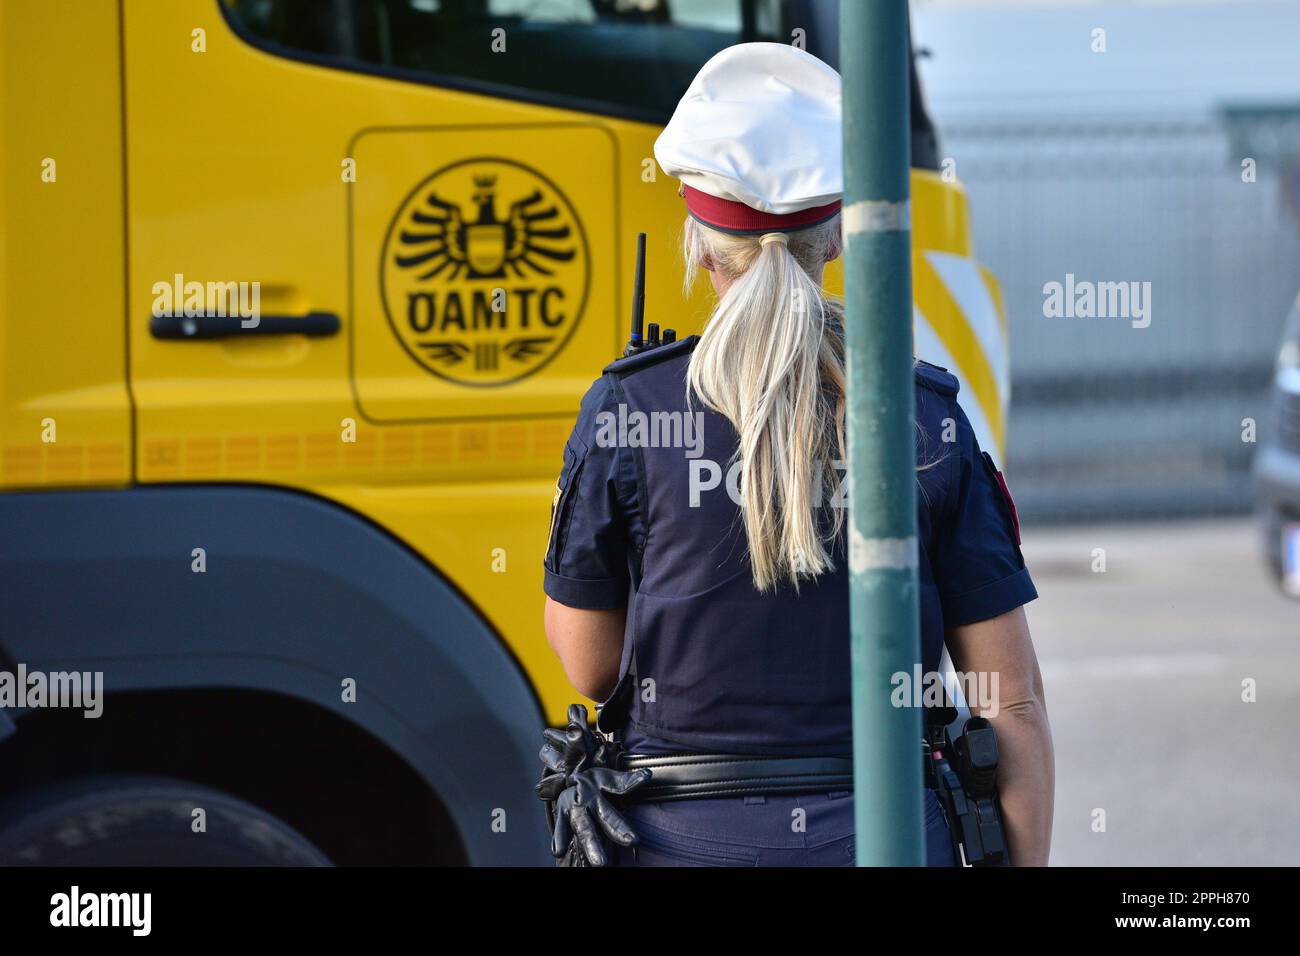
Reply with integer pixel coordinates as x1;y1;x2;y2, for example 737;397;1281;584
381;157;589;386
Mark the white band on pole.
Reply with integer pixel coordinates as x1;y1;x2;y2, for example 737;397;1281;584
849;529;919;571
843;199;911;235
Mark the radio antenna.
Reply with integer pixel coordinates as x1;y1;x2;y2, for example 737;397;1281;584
625;232;646;356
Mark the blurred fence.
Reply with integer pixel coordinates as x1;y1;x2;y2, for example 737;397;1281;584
945;110;1300;523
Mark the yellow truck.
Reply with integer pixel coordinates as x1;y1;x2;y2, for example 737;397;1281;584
0;0;1008;864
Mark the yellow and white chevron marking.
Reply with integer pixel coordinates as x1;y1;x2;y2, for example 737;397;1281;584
912;250;1009;461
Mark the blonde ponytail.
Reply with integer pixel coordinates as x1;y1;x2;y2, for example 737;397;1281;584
684;214;846;592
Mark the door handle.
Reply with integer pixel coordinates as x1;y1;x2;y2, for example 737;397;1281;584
150;311;340;340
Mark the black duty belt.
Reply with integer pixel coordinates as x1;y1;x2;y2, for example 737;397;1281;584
620;753;854;802
540;705;1008;865
620;744;936;802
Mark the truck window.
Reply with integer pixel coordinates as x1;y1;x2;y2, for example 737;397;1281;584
221;0;784;121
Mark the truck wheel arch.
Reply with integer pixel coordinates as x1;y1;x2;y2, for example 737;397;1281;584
0;485;550;866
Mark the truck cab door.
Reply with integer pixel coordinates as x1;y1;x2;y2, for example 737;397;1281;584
122;0;622;481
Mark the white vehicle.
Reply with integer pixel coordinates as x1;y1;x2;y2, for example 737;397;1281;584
1256;292;1300;596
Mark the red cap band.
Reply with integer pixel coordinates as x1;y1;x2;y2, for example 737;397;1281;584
682;184;842;235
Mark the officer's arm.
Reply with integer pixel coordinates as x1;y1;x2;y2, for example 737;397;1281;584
946;606;1055;867
544;597;626;702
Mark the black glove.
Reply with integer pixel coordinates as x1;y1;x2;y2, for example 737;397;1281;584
548;765;650;865
536;704;650;866
537;704;603;779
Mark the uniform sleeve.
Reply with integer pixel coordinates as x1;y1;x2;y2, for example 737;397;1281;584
930;401;1037;627
543;375;633;610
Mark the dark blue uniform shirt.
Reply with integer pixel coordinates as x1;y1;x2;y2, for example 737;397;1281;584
544;335;1036;757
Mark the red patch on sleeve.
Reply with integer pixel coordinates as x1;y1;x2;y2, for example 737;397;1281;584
993;469;1021;545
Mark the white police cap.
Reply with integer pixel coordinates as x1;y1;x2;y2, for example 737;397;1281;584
654;42;842;233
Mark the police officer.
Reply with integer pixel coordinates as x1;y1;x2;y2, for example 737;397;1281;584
542;43;1054;866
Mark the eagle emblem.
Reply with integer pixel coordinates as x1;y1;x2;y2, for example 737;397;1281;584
394;175;576;281
380;158;589;387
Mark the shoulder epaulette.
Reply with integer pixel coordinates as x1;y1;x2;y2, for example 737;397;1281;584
602;334;700;376
914;360;959;397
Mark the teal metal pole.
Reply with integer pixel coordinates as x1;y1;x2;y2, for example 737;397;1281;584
840;0;924;866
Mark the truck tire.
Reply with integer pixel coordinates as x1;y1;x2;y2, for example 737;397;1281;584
0;775;331;866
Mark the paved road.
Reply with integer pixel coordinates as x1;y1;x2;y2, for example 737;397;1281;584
1019;518;1299;865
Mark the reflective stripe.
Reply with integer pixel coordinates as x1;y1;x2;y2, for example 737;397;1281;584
914;307;1000;460
912;251;1006;456
926;251;1008;404
849;528;919;571
843;199;911;235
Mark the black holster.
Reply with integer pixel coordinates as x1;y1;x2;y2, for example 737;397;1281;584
926;715;1011;867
